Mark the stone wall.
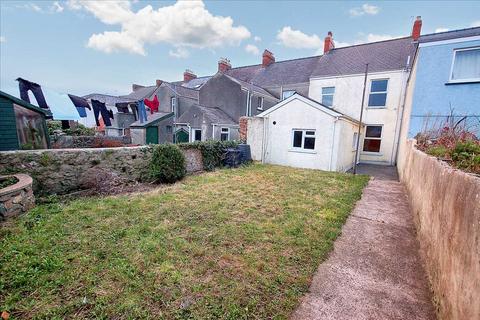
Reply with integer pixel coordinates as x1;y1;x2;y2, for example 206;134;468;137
51;135;131;149
0;174;35;220
398;139;480;320
0;146;203;196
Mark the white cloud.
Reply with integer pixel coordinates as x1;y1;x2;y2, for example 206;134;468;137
471;21;480;27
254;36;261;42
435;28;449;33
17;3;43;12
364;33;395;42
68;0;250;55
0;36;5;43
52;1;64;13
169;47;189;58
245;44;260;55
276;26;322;49
349;3;379;17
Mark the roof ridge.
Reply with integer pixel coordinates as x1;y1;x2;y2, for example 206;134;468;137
420;25;480;38
329;35;412;51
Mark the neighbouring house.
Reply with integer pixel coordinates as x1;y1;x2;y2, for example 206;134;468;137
129;111;175;145
0;90;52;151
253;93;361;171
400;26;480;139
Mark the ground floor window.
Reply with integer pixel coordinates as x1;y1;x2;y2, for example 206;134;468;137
220;127;230;141
193;129;202;141
363;125;382;152
166;125;172;134
292;129;316;150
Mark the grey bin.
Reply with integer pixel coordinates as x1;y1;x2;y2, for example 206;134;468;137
237;144;252;163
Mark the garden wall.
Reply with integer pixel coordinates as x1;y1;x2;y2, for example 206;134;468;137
398;139;480;320
0;147;203;195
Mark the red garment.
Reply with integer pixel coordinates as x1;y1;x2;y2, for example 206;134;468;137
144;95;159;114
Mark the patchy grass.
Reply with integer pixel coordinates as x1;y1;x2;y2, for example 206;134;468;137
0;164;368;319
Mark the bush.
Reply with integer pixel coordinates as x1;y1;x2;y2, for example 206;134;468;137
451;141;480;173
47;120;95;136
149;144;186;183
179;140;238;171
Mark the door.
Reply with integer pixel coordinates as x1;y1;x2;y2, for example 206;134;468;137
175;129;189;143
146;126;159;144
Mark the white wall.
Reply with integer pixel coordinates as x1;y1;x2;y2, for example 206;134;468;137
335;120;361;172
262;98;338;171
309;70;408;165
246;117;264;161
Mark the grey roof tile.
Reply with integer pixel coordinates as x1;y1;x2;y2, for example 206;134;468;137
177;104;236;125
130;111;173;127
120;86;158;100
419;26;480;43
83;93;135;105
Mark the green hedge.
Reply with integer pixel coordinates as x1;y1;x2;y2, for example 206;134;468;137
178;140;239;171
149;144;186;183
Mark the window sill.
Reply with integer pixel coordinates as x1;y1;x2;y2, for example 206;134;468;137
256;108;263;111
366;106;387;109
289;148;317;154
361;152;383;156
445;80;480;85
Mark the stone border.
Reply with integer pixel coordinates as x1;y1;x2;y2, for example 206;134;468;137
0;174;35;220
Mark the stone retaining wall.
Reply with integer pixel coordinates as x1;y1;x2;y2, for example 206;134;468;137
0;147;203;196
398;139;480;320
51;135;132;149
0;174;35;220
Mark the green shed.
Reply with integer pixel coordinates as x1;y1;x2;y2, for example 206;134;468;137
0;90;52;151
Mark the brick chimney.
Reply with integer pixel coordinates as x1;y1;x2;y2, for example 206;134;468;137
183;69;197;83
324;31;335;54
132;84;145;91
412;16;422;41
155;79;163;87
218;58;232;73
262;49;275;67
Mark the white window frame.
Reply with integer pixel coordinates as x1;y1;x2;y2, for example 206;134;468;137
220;127;230;141
257;97;264;110
448;46;480;83
291;129;316;152
362;125;383;153
282;90;296;100
367;79;389;108
352;132;358;150
192;128;202;142
321;86;335;107
170;96;177;113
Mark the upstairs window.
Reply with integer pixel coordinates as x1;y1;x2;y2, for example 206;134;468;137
363;125;382;153
282;90;295;100
170;97;177;112
220;127;230;141
450;47;480;82
257;97;264;110
321;87;335;107
368;79;388;107
292;129;316;150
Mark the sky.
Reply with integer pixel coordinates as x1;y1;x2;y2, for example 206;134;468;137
1;0;479;117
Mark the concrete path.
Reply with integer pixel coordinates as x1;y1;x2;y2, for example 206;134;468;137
291;165;436;320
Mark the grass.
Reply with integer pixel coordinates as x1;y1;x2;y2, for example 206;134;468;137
0;164;368;319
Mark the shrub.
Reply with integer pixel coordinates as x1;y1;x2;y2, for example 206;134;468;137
451;141;480;173
179;140;239;171
47;120;95;136
149;144;186;183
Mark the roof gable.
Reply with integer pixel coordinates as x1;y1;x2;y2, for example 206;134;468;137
0;90;53;117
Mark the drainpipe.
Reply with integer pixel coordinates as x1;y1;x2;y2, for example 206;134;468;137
329;117;338;171
391;69;409;165
353;63;369;174
245;90;250;116
212;124;215;139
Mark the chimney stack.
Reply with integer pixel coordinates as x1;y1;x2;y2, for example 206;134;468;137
155;79;163;87
132;84;145;92
324;31;335;54
218;58;232;73
262;49;275;67
183;69;197;83
412;16;422;41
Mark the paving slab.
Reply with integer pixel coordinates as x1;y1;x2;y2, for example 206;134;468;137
291;165;436;320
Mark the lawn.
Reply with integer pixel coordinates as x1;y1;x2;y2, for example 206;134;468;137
0;164;368;319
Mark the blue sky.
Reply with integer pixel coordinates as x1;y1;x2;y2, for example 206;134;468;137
1;0;479;100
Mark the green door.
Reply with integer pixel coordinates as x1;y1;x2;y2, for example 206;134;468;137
175;129;189;143
146;126;159;144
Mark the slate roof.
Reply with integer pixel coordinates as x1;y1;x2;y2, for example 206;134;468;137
223;74;278;100
120;86;158;100
83;93;135;105
180;76;211;89
163;82;199;100
311;37;417;78
177;104;237;125
419;26;480;43
130;111;174;127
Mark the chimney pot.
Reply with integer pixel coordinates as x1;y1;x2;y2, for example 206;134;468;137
324;31;335;54
155;79;162;87
218;58;232;73
262;49;275;67
183;69;197;83
412;16;422;41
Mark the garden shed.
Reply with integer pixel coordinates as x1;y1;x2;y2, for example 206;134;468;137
0;90;52;151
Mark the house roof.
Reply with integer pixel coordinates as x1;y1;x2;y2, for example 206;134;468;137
130;111;174;127
0;90;53;117
163;82;199;100
419;26;480;43
223;74;278;100
311;37;416;78
180;76;212;89
177;104;237;125
120;86;158;101
83;93;135;105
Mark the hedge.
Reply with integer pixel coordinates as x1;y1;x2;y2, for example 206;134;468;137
149;144;186;183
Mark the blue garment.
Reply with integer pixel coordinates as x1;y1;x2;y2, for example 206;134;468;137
68;94;90;118
16;77;49;109
137;100;148;123
91;99;112;127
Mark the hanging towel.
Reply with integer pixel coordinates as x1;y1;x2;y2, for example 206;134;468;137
91;99;107;127
137;100;148;123
68;94;90;118
16;78;49;109
144;95;159;114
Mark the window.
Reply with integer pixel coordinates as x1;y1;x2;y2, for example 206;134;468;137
321;87;335;107
368;79;388;107
450;47;480;82
257;97;264;110
193;129;202;141
292;130;316;150
363;125;382;153
220;127;230;141
352;132;358;149
282;90;295;100
170;97;177;112
166;125;173;134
